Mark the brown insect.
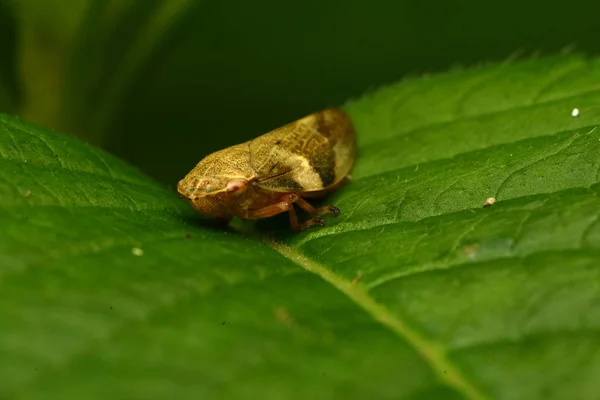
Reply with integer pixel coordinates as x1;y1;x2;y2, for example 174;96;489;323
177;108;356;230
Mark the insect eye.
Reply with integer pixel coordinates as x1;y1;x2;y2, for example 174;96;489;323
201;180;214;193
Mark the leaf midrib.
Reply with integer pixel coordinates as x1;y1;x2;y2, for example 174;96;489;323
265;239;490;400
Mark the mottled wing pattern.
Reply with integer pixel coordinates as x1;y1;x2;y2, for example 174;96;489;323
249;108;356;192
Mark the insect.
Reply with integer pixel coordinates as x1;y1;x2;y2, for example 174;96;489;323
177;108;356;231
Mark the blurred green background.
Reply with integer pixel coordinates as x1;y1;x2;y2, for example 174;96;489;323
1;0;599;185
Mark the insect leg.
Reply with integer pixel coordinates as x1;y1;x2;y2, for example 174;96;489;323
245;197;295;219
288;206;326;231
295;197;341;217
245;194;328;231
240;194;301;230
287;205;300;231
297;215;326;230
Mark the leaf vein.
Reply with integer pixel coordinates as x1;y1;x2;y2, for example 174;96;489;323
453;68;504;118
365;247;600;291
267;239;490;400
493;134;578;199
530;62;586;103
0;120;159;191
358;88;600;161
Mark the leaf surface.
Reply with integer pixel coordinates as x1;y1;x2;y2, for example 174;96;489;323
2;55;600;400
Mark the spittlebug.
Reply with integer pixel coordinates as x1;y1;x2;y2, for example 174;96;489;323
177;108;356;231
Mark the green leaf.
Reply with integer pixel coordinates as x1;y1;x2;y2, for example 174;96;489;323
2;55;600;399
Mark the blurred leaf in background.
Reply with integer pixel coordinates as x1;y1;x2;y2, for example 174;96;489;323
3;0;195;142
0;0;17;112
1;0;600;186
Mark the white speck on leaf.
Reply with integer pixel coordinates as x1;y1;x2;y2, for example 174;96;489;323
571;108;579;117
131;247;144;256
483;197;496;207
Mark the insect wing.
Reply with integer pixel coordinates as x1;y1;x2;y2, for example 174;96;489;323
249;109;356;193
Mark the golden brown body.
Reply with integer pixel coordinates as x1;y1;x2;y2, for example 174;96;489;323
177;108;356;230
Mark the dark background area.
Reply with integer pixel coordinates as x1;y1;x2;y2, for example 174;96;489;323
1;0;599;185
